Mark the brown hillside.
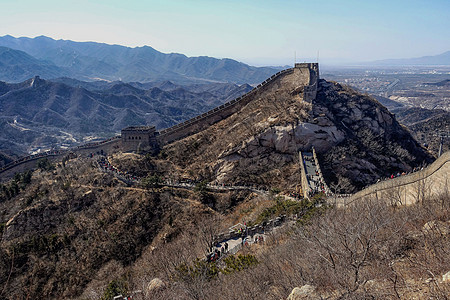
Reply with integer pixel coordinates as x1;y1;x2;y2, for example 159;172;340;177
164;76;432;192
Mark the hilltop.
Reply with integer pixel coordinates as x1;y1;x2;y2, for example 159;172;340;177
162;76;432;191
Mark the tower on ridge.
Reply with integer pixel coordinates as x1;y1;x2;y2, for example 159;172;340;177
295;63;319;103
121;126;158;153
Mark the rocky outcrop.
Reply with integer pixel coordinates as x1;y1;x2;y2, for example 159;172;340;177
314;80;433;191
423;220;450;236
442;271;450;283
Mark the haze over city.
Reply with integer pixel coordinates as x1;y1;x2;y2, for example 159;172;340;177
1;0;449;66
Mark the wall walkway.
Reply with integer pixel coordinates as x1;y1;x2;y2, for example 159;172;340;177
157;63;319;145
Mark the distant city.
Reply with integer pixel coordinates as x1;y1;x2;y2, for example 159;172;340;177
323;66;450;111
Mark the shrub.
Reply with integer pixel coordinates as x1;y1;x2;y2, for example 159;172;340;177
174;259;219;282
101;278;129;300
254;197;307;224
141;174;162;190
270;187;281;194
222;254;258;274
37;158;55;171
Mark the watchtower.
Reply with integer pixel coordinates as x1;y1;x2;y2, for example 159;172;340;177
294;63;319;79
121;126;158;153
295;63;319;102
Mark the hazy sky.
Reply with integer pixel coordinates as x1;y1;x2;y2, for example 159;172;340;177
1;0;449;66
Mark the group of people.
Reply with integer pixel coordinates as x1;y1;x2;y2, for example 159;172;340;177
253;235;264;244
236;226;246;235
97;157;139;182
303;153;332;197
378;165;427;182
207;242;229;262
287;192;303;200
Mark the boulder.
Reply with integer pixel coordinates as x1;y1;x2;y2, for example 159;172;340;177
146;278;165;294
423;220;450;236
442;271;450;283
287;285;320;300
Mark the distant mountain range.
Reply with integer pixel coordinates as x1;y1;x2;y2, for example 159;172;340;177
0;35;281;84
0;46;67;82
0;76;252;155
368;51;450;66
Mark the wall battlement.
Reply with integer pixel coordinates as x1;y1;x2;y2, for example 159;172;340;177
121;126;157;152
296;63;319;103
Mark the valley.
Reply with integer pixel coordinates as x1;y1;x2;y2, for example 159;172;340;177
0;76;252;159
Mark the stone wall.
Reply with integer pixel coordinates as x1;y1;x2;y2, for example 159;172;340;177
0;137;121;181
335;151;449;207
121;126;157;153
157;63;319;145
0;63;320;181
71;137;122;156
312;147;332;195
156;68;296;145
0;154;65;180
296;63;319;102
298;151;311;198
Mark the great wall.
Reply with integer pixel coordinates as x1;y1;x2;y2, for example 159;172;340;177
1;62;448;207
298;145;449;206
337;150;449;207
0;63;318;180
157;63;319;144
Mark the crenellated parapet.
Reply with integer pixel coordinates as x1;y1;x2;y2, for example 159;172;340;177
121;126;158;153
332;151;449;207
156;68;295;145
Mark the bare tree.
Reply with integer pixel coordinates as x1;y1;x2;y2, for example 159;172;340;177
329;175;352;205
296;199;404;298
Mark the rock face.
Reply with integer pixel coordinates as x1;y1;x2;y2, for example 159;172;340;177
165;74;432;192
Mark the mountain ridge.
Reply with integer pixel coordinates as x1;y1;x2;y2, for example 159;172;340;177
367;50;450;65
0;35;282;84
0;76;253;155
